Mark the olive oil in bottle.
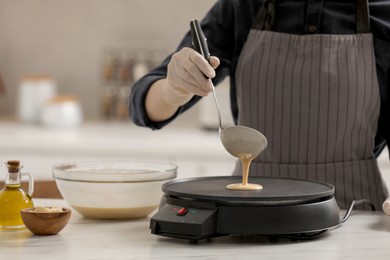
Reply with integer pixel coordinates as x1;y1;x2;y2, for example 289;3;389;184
0;160;34;229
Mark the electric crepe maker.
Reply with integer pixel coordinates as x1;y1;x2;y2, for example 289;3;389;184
150;176;370;241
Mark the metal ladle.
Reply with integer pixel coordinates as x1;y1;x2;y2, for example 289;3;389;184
190;20;268;160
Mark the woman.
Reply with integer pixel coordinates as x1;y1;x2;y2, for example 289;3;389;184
130;0;390;210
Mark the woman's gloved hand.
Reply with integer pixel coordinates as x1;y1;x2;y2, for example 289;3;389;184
161;47;220;106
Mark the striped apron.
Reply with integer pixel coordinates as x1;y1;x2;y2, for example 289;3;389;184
234;0;388;209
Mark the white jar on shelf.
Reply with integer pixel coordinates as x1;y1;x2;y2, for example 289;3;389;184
18;76;57;123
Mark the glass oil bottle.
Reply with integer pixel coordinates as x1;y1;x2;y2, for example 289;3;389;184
0;160;34;229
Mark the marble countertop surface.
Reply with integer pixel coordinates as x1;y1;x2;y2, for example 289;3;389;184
0;120;229;160
1;199;390;260
0;121;237;180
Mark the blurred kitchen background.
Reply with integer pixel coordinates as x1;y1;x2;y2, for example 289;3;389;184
0;0;232;128
0;0;240;198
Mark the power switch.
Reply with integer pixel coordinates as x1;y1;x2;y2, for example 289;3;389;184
176;207;189;216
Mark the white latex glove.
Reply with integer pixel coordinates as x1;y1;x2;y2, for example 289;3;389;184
161;47;220;106
383;198;390;215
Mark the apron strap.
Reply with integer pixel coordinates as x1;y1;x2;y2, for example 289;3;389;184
251;0;370;33
356;0;371;33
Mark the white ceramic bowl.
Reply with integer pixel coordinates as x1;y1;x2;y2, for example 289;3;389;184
52;161;177;219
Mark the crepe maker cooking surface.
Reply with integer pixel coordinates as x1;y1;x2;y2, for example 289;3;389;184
150;176;341;241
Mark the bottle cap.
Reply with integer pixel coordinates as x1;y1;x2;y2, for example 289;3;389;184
7;160;20;173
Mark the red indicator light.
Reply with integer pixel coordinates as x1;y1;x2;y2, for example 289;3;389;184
176;207;189;216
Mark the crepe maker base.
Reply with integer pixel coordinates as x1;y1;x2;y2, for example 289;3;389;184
150;176;341;241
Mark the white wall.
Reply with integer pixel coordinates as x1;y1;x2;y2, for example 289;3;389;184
0;0;218;121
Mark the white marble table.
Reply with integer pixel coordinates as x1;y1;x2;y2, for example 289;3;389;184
1;199;390;260
0;121;236;181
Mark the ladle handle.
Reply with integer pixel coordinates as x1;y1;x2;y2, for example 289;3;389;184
190;19;223;130
211;87;223;130
190;20;210;62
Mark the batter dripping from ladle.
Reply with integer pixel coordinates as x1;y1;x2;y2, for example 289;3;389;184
219;126;268;191
226;153;263;191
